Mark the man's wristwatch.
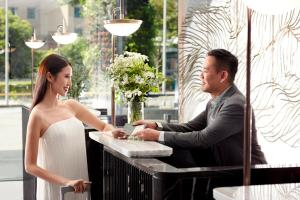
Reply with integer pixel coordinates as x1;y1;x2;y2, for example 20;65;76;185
155;122;163;131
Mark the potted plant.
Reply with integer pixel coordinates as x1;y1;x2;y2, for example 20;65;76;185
108;51;164;123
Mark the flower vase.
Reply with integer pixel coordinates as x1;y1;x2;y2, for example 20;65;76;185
128;100;144;124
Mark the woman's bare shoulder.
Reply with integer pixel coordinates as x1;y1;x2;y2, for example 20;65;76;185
27;106;45;132
62;99;91;118
30;106;42;119
63;99;83;112
63;99;80;107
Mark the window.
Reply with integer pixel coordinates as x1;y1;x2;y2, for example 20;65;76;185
74;7;82;18
9;7;18;15
27;8;36;19
75;28;83;35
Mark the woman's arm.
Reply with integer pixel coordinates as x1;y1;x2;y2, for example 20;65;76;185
66;99;113;131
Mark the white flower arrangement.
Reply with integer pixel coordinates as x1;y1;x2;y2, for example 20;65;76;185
108;51;164;102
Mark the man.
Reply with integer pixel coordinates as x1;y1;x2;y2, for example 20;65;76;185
134;49;266;167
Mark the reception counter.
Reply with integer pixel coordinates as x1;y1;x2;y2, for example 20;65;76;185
86;128;300;200
89;131;173;157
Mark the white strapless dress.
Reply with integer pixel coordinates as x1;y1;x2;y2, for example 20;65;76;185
37;117;89;200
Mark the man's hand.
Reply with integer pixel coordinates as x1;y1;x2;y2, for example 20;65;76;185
133;120;157;129
134;128;159;141
111;128;127;139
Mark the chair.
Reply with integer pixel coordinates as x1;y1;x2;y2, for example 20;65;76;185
22;106;37;200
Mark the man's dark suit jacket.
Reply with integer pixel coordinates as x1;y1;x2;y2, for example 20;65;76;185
160;85;267;166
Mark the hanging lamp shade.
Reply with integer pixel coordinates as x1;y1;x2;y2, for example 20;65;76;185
25;40;45;49
52;21;78;45
25;30;45;49
104;19;142;36
103;0;142;36
52;32;78;45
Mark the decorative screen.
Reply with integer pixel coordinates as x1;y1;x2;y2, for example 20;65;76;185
178;0;300;164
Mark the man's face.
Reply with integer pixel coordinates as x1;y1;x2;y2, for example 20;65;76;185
200;56;224;95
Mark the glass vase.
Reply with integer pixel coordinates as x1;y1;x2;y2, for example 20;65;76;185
127;100;144;124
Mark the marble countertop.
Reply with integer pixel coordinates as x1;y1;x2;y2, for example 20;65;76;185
213;183;300;200
89;131;173;158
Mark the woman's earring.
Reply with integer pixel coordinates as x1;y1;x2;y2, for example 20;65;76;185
49;83;52;96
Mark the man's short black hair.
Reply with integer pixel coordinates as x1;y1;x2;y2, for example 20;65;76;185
207;49;238;83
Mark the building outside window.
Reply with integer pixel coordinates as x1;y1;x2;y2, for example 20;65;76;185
9;7;18;15
74;6;81;18
27;7;35;19
0;0;178;110
75;28;83;35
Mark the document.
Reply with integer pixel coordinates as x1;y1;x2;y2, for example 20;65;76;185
123;123;145;135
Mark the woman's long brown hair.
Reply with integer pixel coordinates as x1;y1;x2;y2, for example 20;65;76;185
31;54;71;110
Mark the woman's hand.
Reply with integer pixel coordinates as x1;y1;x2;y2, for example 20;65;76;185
111;128;127;139
103;124;114;131
66;179;90;193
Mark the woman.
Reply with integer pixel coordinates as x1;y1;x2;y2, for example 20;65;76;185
25;54;123;200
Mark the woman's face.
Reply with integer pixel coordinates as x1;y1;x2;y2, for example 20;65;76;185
51;65;72;96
